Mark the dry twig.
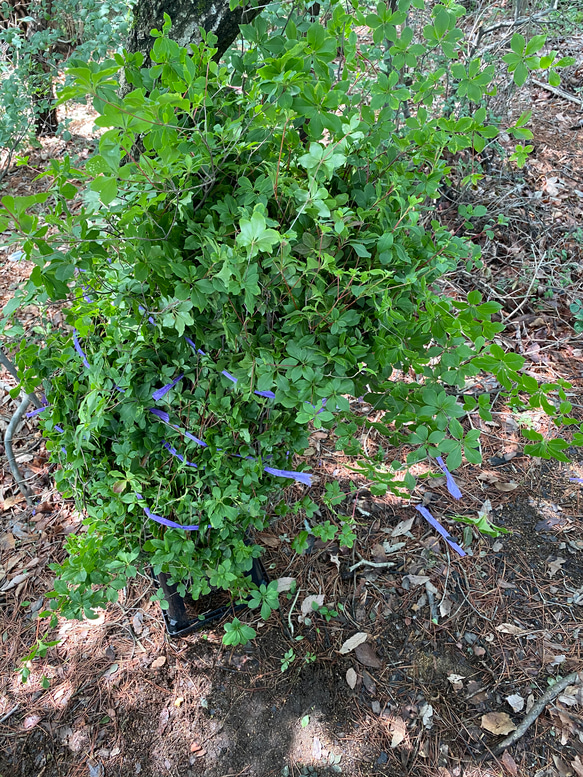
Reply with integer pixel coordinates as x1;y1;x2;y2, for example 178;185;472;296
531;78;583;109
482;671;581;759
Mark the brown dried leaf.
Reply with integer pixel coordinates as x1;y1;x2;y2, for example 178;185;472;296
477;472;500;484
391;517;415;537
23;714;41;730
496;623;526;636
0;571;29;592
404;574;430;587
361;670;376;695
151;656;166;669
0;532;15;550
481;712;516;735
339;632;368;655
439;597;453;617
553;755;573;777
345;668;357;689
559;685;583;707
258;533;280;548
494;482;519;492
506;694;524;713
572;757;583;777
371;543;387;562
1;494;25;510
501;750;519;776
547;557;566;578
276;577;295;593
300;594;324;620
390;716;407;748
355;642;383;669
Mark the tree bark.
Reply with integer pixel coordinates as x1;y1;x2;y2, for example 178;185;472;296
126;0;262;62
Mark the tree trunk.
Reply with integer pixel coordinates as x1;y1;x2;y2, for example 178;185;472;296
126;0;262;62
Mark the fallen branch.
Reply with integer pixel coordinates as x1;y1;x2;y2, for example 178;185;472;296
4;393;35;506
531;78;583;108
483;671;581;759
349;557;396;572
471;1;558;53
0;349;42;408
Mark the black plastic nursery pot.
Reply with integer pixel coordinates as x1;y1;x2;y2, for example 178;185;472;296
155;556;269;638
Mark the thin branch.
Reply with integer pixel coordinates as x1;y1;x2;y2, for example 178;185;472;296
531;77;583;108
349;557;396;572
471;0;559;55
0;349;42;408
482;671;581;759
4;393;35;506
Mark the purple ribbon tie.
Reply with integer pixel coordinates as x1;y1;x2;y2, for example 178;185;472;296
415;505;466;557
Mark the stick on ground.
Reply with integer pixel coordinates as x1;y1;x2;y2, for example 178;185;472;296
481;671;581;759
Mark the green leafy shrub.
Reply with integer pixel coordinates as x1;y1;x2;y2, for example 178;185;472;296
0;4;576;641
0;0;132;157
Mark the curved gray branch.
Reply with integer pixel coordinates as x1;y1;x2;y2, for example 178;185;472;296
4;393;35;506
0;349;43;409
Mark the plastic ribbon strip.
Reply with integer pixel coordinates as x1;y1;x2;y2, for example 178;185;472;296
435;456;462;499
26;404;52;418
415;505;466;558
135;494;203;531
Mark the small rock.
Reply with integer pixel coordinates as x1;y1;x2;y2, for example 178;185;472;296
371;701;381;714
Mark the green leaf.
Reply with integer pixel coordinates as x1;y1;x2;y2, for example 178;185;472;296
510;33;526;55
548;70;560;87
236;210;280;256
513;62;528;87
90;176;118;205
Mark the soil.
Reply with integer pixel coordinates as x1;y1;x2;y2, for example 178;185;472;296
1;469;582;777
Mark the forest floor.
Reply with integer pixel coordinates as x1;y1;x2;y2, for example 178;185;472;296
1;18;583;777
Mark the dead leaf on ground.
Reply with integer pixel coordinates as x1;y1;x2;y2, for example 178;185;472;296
496;623;526;636
447;673;465;691
0;532;15;550
481;712;517;736
158;707;169;733
572;756;583;777
339;632;368;655
300;594;324;621
404;574;430;587
494;482;519;492
389;716;407;748
477;472;500;484
22;714;41;730
362;670;376;695
276;577;295;593
501;750;519;776
1;494;25;510
391;517;415;537
553;755;573;777
559;684;583;706
151;656;166;669
371;543;387;562
0;571;29;592
547;557;566;578
345;668;357;689
355;642;382;669
257;533;280;548
439;597;453;617
506;694;524;713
